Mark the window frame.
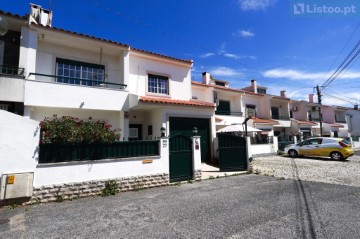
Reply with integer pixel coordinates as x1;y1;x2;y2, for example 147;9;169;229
146;73;170;96
55;58;105;86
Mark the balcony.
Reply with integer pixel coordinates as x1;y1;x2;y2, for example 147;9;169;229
215;110;243;116
271;115;290;120
0;66;26;102
25;73;128;111
309;118;321;122
0;65;25;77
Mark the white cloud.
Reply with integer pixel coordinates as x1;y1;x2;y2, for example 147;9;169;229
210;66;244;77
200;52;215;58
223;53;241;59
262;68;360;81
238;0;277;11
233;30;255;38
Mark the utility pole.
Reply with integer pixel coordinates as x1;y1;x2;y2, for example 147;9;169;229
316;85;323;136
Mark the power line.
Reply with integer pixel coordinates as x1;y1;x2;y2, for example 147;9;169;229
322;92;357;105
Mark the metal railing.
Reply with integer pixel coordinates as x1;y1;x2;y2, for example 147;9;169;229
308;117;321;122
28;73;127;89
272;115;290;120
39;140;160;164
0;65;25;76
215;111;243;116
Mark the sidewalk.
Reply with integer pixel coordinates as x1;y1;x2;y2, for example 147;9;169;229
201;163;248;180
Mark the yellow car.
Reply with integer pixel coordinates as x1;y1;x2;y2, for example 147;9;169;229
285;137;354;160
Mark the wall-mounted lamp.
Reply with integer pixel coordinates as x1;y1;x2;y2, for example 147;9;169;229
192;127;198;136
160;127;166;137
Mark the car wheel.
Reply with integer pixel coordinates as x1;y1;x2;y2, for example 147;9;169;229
288;149;298;158
330;151;343;161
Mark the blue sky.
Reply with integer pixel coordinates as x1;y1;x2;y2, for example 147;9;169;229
2;0;360;107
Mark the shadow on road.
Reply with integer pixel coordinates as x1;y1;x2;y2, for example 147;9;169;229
290;158;328;239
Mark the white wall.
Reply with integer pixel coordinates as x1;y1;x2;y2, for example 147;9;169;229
129;54;191;100
24;80;128;111
0;111;39;175
34;138;169;186
29;107;124;136
19;27;37;76
0;76;24;102
36;41;124;85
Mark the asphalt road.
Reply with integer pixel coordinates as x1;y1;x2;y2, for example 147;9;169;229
1;175;360;239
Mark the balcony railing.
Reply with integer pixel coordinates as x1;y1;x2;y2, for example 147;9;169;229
272;115;290;120
28;73;127;89
0;65;25;77
309;117;321;122
215;111;243;116
335;120;346;123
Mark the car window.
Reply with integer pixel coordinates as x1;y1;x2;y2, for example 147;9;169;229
342;139;350;145
309;138;322;145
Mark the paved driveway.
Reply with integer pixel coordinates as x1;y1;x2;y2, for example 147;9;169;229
1;175;360;238
251;154;360;187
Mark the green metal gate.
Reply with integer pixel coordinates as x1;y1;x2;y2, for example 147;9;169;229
169;117;211;163
218;134;247;171
169;134;193;182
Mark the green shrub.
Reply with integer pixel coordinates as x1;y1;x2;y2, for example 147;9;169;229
101;180;119;196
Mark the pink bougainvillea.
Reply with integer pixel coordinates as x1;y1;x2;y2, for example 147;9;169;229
39;115;121;144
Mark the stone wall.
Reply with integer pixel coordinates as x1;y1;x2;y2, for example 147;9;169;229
28;173;169;204
194;170;202;181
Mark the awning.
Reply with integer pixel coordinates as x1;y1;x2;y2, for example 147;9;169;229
217;124;262;133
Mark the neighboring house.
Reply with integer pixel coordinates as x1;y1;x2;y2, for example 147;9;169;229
290;94;350;138
0;11;27;115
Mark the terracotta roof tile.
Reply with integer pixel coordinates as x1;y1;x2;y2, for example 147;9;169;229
0;10;28;20
32;24;192;64
330;123;344;128
215;117;223;122
252;118;279;125
139;96;215;108
297;120;317;126
191;81;263;96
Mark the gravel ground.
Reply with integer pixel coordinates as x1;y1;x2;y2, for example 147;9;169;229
251;153;360;187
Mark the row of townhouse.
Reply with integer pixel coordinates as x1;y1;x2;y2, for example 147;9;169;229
1;4;360;165
192;72;359;143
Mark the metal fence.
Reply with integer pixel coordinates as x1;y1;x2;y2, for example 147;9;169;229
39;140;160;164
0;65;25;76
278;141;294;151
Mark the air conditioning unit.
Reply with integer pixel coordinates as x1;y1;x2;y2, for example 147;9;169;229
0;173;34;200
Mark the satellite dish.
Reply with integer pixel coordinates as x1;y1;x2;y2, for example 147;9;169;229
0;15;9;36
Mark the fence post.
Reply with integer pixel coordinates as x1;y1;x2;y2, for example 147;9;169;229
273;136;279;153
246;136;252;170
159;136;169;179
293;136;297;144
192;136;201;180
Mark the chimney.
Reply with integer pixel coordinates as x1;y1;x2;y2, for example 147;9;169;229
308;94;314;103
29;4;53;27
280;90;286;98
202;72;211;85
251;79;257;93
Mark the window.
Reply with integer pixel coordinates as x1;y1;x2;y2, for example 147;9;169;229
246;104;256;117
257;88;266;94
56;58;105;86
215;81;225;86
216;100;231;115
148;74;169;94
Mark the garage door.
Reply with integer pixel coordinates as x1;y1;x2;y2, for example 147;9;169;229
169;117;211;163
